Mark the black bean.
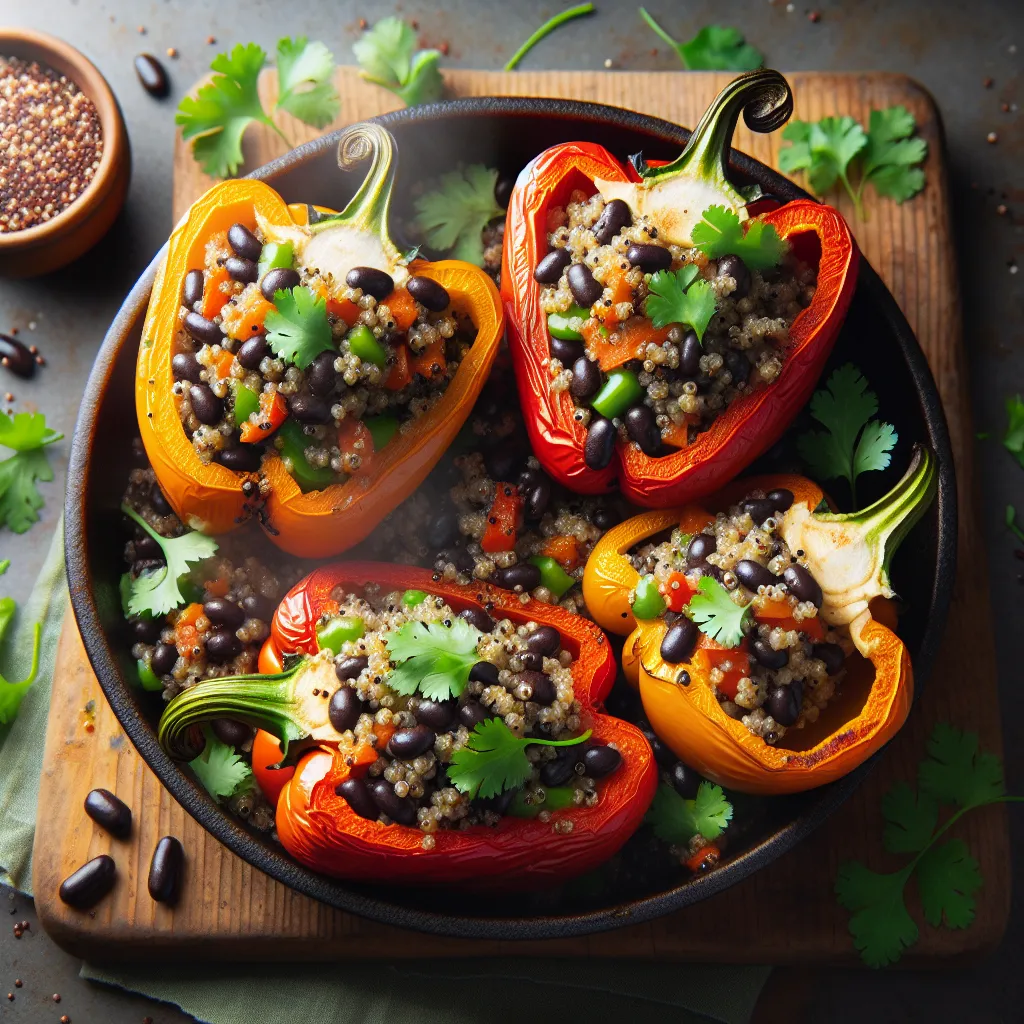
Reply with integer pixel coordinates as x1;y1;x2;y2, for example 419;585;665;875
567;262;603;306
767;682;802;727
593;198;632;244
625;404;660;455
415;699;457;732
550;335;584;366
335;656;369;682
260;267;300;302
214;446;263;472
406;275;450;311
236;336;269;370
287;393;331;424
640;722;677;767
751;637;789;669
717;254;751;299
205;630;241;663
679;330;702;377
241;593;275;620
84;789;132;839
592;506;620;531
346;266;393;300
492;562;542;592
134;53;169;97
583;745;622;778
458;606;494;634
227;223;262;262
459;700;489;729
526;626;561;657
424;511;457;548
687;533;716;563
783;564;824;607
469;660;500;686
670;761;701;799
660;619;698;663
203;597;244;630
724;349;750;385
388;724;436;760
626;243;672;272
171;352;203;384
540;755;576;787
212;718;250;747
129;615;162;645
225;256;258;284
442;547;476;575
521;669;556;704
0;333;34;378
328;686;362;734
526;477;551;520
183;311;223;346
494;176;514;208
734;559;780;592
306;351;337;398
148;836;184;905
813;643;846;675
336;777;379;820
183;269;205;307
534;249;571;284
742;498;777;525
151;642;177;676
59;855;116;909
584;416;616;470
766;488;794;513
519;651;544;672
369;779;417;825
134;534;162;560
570;357;602;401
188;384;223;425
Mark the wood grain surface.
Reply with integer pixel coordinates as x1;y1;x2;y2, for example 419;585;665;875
33;69;1007;964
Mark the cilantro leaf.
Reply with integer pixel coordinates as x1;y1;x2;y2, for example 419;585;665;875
121;504;218;617
190;732;253;801
796;364;897;506
917;722;1005;809
646;781;733;845
413;165;504;266
779;116;867;199
274;37;340;128
1002;395;1024;468
0;411;63;452
0;449;55;534
385;618;482;701
687;576;750;648
690;205;788;272
835;861;917;968
858;106;927;205
264;286;333;369
881;781;938;854
353;17;443;107
639;10;762;71
0;589;41;726
645;266;717;341
916;839;982;930
447;718;591;799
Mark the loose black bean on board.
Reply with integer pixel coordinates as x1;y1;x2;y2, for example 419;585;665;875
783;564;824;607
584;416;616;470
59;855;116;909
626;243;672;272
593;198;631;244
227;223;262;262
570;357;602;401
567;262;603;306
660;619;698;663
189;384;223;425
337;777;379;820
526;625;561;657
84;789;132;839
148;836;184;905
492;562;542;593
534;249;571;284
458;605;494;634
134;53;169;98
183;311;223;347
328;686;362;733
346;266;393;299
225;256;258;284
182;269;205;307
212;718;250;747
0;333;34;378
406;275;450;311
260;267;300;302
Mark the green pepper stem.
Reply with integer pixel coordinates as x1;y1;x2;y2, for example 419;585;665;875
635;69;793;195
158;662;307;761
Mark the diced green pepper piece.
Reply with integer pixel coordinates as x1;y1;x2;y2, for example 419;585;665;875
277;420;339;493
631;573;666;620
547;304;590;341
508;786;576;818
316;615;365;655
529;556;577;600
136;659;164;692
233;383;260;427
347;324;389;369
591;369;644;420
401;589;428;607
364;414;399;451
258;240;294;278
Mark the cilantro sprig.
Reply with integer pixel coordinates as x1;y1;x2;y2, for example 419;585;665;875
504;4;596;71
353;17;443;107
264;286;334;369
121;504;218;617
796;364;898;507
385;618;483;702
448;718;592;799
779;106;927;219
691;206;788;271
413;165;505;266
687;576;750;648
176;37;341;178
189;729;254;801
646;781;733;845
0;560;41;726
645;263;717;342
0;411;63;535
639;9;762;71
836;722;1023;968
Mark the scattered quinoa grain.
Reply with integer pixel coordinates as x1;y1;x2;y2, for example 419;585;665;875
987;131;998;144
167;47;179;59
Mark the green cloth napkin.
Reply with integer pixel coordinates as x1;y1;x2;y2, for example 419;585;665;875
0;523;769;1024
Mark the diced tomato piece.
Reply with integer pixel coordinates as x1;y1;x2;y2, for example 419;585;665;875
327;296;362;326
409;338;447;381
698;643;750;701
201;265;232;320
385;342;412;390
755;597;824;641
173;602;205;657
660;571;697;612
337;419;375;475
382;287;418;332
481;483;523;553
204;574;230;598
240;390;288;443
542;534;580;571
686;844;721;872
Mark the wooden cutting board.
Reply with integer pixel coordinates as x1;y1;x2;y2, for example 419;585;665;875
33;69;1008;964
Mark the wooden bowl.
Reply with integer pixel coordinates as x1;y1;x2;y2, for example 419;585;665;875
0;28;130;277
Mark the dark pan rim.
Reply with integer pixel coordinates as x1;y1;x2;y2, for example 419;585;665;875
65;95;957;941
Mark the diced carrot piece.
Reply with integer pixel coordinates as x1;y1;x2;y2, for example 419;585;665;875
409;338;446;381
755;597;824;641
542;535;580;571
224;289;273;341
174;602;205;656
699;644;750;700
337;419;375;476
481;483;523;553
594;266;634;324
385;343;412;391
372;721;396;752
661;414;701;450
382;287;418;332
212;349;235;380
201;265;232;320
660;571;697;612
240;390;288;443
205;575;231;598
582;316;672;371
